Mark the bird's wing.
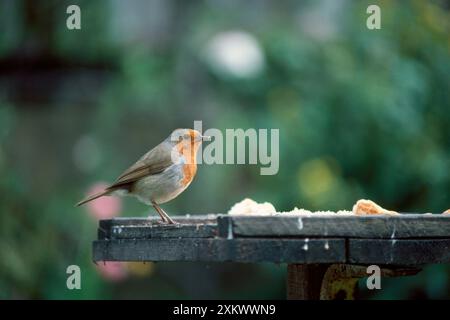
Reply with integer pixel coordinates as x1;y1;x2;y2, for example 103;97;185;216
107;142;174;190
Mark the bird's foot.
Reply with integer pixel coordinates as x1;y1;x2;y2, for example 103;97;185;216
152;202;176;224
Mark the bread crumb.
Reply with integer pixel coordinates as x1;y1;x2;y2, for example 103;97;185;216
228;198;276;216
352;199;398;215
278;208;353;216
228;198;352;216
228;198;401;216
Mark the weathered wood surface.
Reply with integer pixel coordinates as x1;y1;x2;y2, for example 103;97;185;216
349;239;450;266
93;214;450;265
93;214;450;300
93;238;345;263
98;215;219;240
99;224;218;239
288;264;421;300
218;215;450;239
99;215;219;228
287;264;329;299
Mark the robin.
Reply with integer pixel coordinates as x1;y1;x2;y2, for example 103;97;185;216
76;128;210;224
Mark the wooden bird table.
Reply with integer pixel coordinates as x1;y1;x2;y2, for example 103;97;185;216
93;214;450;299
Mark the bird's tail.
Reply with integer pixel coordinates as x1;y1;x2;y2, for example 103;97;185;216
75;190;111;207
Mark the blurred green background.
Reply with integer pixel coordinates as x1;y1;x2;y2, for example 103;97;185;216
0;0;449;299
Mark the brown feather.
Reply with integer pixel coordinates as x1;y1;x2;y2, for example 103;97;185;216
107;141;174;190
75;190;111;206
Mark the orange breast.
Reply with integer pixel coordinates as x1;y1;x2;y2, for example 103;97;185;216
182;163;197;186
176;132;200;187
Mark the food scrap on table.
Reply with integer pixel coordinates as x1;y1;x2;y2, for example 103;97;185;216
228;198;400;216
352;199;398;215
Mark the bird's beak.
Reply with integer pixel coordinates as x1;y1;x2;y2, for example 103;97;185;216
201;135;211;141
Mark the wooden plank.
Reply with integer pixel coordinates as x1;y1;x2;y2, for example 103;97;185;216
93;238;345;263
348;239;450;265
319;264;420;300
287;264;330;300
99;215;218;228
218;215;450;239
104;224;217;239
98;215;219;239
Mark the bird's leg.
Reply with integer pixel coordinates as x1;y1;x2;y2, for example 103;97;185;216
158;206;176;224
152;201;175;224
151;202;168;223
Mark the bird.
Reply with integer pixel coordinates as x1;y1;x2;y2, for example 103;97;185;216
76;128;210;224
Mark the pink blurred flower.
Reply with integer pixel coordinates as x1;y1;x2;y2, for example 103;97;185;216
96;262;128;282
85;182;122;219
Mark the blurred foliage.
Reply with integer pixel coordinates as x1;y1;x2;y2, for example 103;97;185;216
0;0;449;299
